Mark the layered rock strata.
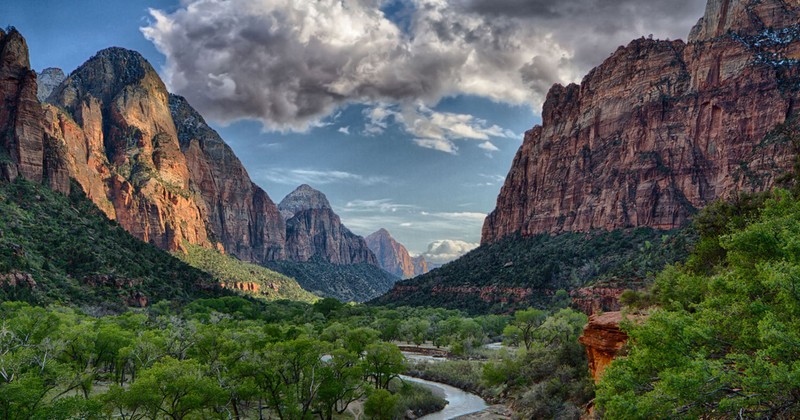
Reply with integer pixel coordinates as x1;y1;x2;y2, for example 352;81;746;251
483;0;800;243
279;185;378;265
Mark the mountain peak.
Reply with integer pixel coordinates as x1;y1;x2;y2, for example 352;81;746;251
36;67;65;101
369;228;392;239
278;184;332;220
365;228;429;278
688;0;800;42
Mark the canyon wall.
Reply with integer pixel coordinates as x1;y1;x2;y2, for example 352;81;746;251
483;0;800;244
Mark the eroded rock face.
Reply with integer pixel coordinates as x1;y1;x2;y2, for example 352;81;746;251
578;311;632;383
280;185;378;265
0;28;45;184
46;48;209;251
36;67;65;101
170;94;285;261
482;0;800;244
366;229;429;278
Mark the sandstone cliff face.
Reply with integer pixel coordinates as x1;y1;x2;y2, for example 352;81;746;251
170;94;285;261
578;311;633;383
482;0;800;244
366;229;429;278
45;48;209;251
0;29;69;193
280;185;378;265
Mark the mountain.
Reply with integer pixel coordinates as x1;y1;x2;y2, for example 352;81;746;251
265;259;398;303
0;177;227;309
278;184;378;265
372;228;694;313
482;0;800;244
175;244;317;303
365;228;429;278
35;67;64;101
380;0;800;312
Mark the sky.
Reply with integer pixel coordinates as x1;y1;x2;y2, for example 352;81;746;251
1;0;706;263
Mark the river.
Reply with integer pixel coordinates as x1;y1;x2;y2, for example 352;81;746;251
399;375;487;419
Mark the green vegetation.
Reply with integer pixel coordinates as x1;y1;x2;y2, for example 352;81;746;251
0;292;596;419
597;189;800;417
375;228;695;313
266;260;399;302
0;179;226;309
175;244;318;303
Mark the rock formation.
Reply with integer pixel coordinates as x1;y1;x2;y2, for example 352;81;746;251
482;0;800;244
578;311;633;383
170;94;285;261
279;185;378;265
366;228;429;278
45;47;210;251
36;67;65;101
412;255;429;276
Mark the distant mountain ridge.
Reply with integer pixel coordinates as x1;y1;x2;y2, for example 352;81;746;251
0;27;385;303
279;185;378;266
365;228;429;278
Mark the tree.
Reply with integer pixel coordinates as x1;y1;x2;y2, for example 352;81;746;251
120;357;226;420
363;343;404;390
364;389;400;420
314;349;366;420
503;308;547;350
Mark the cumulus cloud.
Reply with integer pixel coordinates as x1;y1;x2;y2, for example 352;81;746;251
422;240;480;264
258;168;388;186
142;0;704;131
338;126;351;135
365;103;514;153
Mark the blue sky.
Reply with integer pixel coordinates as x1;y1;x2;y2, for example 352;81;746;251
1;0;705;261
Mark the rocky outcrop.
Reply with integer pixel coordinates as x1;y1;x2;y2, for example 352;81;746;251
279;185;378;265
1;29;45;185
482;0;800;244
45;48;209;251
36;67;65;101
578;312;634;383
170;94;285;261
366;228;429;278
412;256;429;276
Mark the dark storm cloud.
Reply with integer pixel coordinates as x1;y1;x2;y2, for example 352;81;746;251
143;0;706;131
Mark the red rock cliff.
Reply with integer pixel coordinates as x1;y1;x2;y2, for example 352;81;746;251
366;229;429;278
578;311;632;383
482;0;800;244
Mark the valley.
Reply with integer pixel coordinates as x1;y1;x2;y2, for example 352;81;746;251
2;0;800;418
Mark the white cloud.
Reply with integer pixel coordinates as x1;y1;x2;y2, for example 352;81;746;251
343;199;418;213
258;168;388;186
338;126;350;135
422;239;480;264
478;141;499;152
142;0;703;130
413;138;458;154
366;103;514;154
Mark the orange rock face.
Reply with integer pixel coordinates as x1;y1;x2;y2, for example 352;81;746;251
366;229;429;278
578;311;634;383
482;0;800;244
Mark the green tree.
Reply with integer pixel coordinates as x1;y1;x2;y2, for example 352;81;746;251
364;389;400;420
363;343;404;390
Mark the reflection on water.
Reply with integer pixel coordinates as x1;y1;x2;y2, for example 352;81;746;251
400;375;487;420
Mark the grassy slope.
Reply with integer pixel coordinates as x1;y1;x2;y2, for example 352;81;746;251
373;228;696;313
175;244;318;303
0;179;228;309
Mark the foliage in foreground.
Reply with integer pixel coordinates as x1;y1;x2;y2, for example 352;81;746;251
175;244;318;303
598;190;800;418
